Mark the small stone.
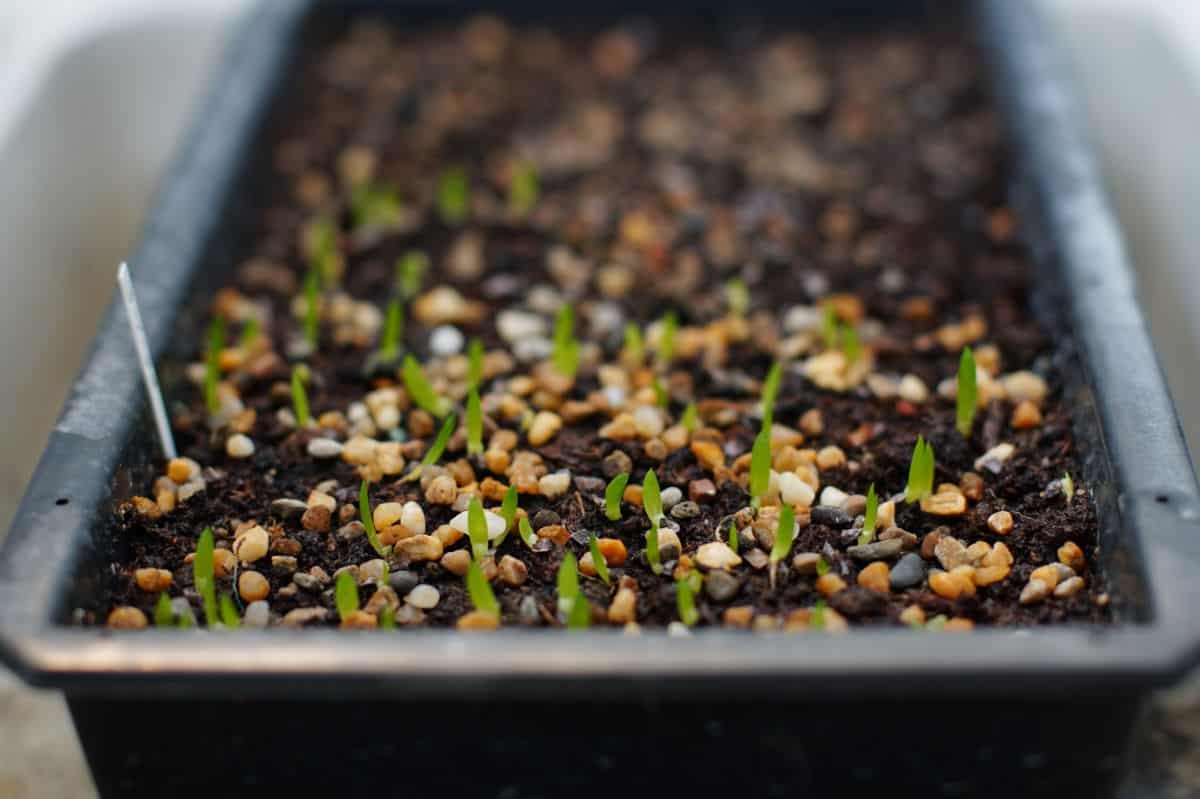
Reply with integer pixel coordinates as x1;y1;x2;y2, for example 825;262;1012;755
633;406;665;439
301;504;332;533
244;601;270;628
704;570;741;603
425;474;458;505
973;564;1011;586
226;434;255;459
440;550;471;576
670;501;701;520
281;607;330;626
816;446;847;471
987;510;1014;535
743;548;770;570
386;570;418;597
1011;400;1043;430
1058;541;1086;572
238;570;270;602
1054;576;1085;598
448;508;507;540
270;498;308;520
657;527;682;562
695;541;742;570
292;572;321;592
538;471;572;499
232;525;269;563
799;408;824;436
602;450;633;478
430;325;465;356
857;561;889;592
930;571;973;600
497;310;546;342
889;553;926;589
690;440;725;471
457;610;501;630
166;457;199;484
134;568;172;593
337;521;365;541
537;524;570;546
406;584;440;609
816;573;847;596
596;538;627;566
372;502;405;530
107;606;148;628
1031;564;1063;589
974;443;1016;474
660;486;683;510
959;472;984;502
811;506;852;528
308;490;337;511
921;492;967;516
270;555;297;575
792;552;821;575
818;486;848;508
498;555;528;586
1020;578;1052;604
933;536;970;570
1002;371;1048;403
528;411;563;446
688;479;717;504
843;494;868;518
847;538;904;561
307;438;344;459
608;585;638;624
899;604;925;627
395;534;444;562
723;606;754;628
897;374;929;404
779;472;815;507
531;509;560;529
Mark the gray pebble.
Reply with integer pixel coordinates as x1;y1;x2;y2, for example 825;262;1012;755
169;597;197;627
843;494;868;517
244;600;270;628
269;498;309;520
602;450;633;479
532;509;561;529
337;521;365;541
811;506;852;528
389;570;419;596
670;501;701;520
660;486;683;510
308;438;345;459
574;476;605;493
889;553;926;590
704;570;741;603
293;573;322;592
846;538;905;562
429;325;464;356
518;594;541;625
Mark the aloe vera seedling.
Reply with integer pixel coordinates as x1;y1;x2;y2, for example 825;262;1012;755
377;299;403;364
204;315;225;416
657;311;678;367
652;377;669;409
760;361;782;429
467;560;501;621
154;593;174;627
467;497;490;561
291;365;311;428
810;599;827;631
749;428;772;509
466;388;483;456
587;533;611;585
379;606;396;630
302;268;320;348
351;182;402;231
858;483;878;546
557;552;580;615
396;250;429;300
769;504;796;589
310;217;338;287
841;324;860;365
904;435;936;504
334;570;359;623
402;412;457;483
437;166;470;225
238;316;260;352
816;556;830;577
677;576;699;627
728;520;739;555
680;402;697;434
645;522;663;575
552;304;579;378
623;322;644;364
359;480;392;558
567;591;590;629
402;354;450;417
467;338;484;390
725;277;749;317
492;484;519;548
643;469;663;527
821;304;838;349
508;160;539;216
219;594;241;629
517;515;537;548
957;347;977;437
193;527;218;627
1062;472;1075;506
605;473;629;521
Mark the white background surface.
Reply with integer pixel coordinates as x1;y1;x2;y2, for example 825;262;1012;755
0;1;1198;797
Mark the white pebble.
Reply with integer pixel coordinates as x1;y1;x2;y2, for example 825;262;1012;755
897;374;929;404
226;434;255;459
526;285;562;314
602;386;627;410
405;584;440;609
430;325;465;357
177;480;206;502
244;601;270;628
819;486;848;508
779;472;815;507
374;404;400;431
660;486;683;510
401;501;426;535
497;310;546;342
782;305;821;334
538;471;572;499
449;508;507;540
307;438;344;459
974;443;1016;474
633;405;665;438
589;302;624;336
513;337;552;363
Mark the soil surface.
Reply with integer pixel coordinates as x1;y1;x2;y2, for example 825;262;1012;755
87;14;1109;631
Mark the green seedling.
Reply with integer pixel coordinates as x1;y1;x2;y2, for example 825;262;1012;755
605;473;629;521
552;304;579;378
154;593;174;627
468;497;490;561
378;299;403;364
379;606;396;630
194;527;218;627
677;576;699;627
518;515;537;549
395;250;429;300
769;504;796;590
351;182;402;231
646;522;663;575
334;570;359;623
623;323;644;364
567;590;590;630
238;316;260;352
508;160;539;216
841;324;860;365
657;311;678;367
204;315;225;416
760;361;782;429
467;338;484;391
725;277;749;316
310;217;338;287
816;556;830;578
219;594;241;629
904;435;936;504
291;365;311;428
359;480;392;558
643;469;663;527
588;534;611;585
926;614;948;631
402;354;451;417
858;483;878;546
303;268;320;348
467;560;501;619
652;377;668;408
557;552;580;615
821;304;839;349
437;166;470;225
957;347;977;437
749;427;772;509
680;402;697;434
492;484;519;548
810;599;827;631
1062;472;1075;506
466;388;483;456
401;412;457;483
728;521;739;555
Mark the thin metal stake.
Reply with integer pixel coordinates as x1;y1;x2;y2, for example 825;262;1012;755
117;262;177;461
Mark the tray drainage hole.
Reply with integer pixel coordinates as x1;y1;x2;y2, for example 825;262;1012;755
55;497;69;506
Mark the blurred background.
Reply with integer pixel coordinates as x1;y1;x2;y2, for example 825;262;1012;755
0;0;1198;796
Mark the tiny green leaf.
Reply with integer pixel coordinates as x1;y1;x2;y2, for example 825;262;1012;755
467;560;501;618
677;576;699;627
957;347;978;437
810;599;827;631
680;402;697;434
821;304;839;349
303;268;320;348
643;469;663;526
334;570;359;622
466;388;483;456
467;338;484;391
567;589;590;630
841;324;860;365
552;304;579;378
588;534;611;585
816;556;830;577
378;299;403;363
379;606;396;630
204;315;225;416
760;361;782;429
646;522;663;575
926;614;948;631
728;521;739;555
351;182;402;231
414;413;457;480
605;473;629;521
437;166;470;225
359;480;391;558
652;377;668;408
905;435;931;504
291;365;311;428
310;217;338;287
193;527;217;628
518;515;537;548
725;277;749;316
557;552;580;614
219;594;241;629
770;504;796;565
467;497;490;561
238;316;260;352
657;311;678;367
749;428;772;509
396;250;429;300
154;593;174;627
493;484;519;549
1062;472;1075;506
402;354;450;417
508;160;539;216
177;608;194;629
623;323;644;363
858;483;878;546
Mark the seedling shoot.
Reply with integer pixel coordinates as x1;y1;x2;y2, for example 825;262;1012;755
858;484;878;546
749;428;772;509
605;473;629;521
291;365;311;428
334;570;359;623
193;527;218;627
204;314;225;416
957;347;978;437
588;534;611;585
402;354;451;417
359;480;392;558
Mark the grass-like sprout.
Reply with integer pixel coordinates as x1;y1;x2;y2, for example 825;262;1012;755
402;354;451;417
680;402;697;434
334;570;359;624
467;560;501;620
508;160;539;216
769;504;796;589
396;250;429;300
646;522;663;575
467;338;484;391
219;594;241;629
401;412;457;483
467;497;490;561
858;483;879;546
652;377;668;408
154;593;173;627
727;521;740;555
643;469;663;527
378;299;403;364
760;361;782;429
193;527;218;627
725;277;749;316
749;428;772;509
841;325;860;365
956;347;977;437
310;217;338;287
1062;472;1075;506
291;365;311;428
350;182;401;231
605;473;629;521
557;552;580;614
821;304;839;349
623;323;644;364
238;316;260;352
677;576;699;627
359;480;392;558
493;484;519;548
204;315;225;416
437;166;470;225
379;606;395;630
588;533;611;585
810;599;827;631
816;556;830;577
552;304;579;378
303;268;320;348
518;515;537;548
657;311;678;367
567;592;590;629
466;389;483;456
904;435;936;504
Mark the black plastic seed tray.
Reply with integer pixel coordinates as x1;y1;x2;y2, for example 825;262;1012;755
2;1;1199;797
